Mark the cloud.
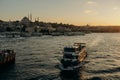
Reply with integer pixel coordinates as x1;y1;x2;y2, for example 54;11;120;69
86;1;97;6
113;7;119;10
84;9;98;15
87;1;95;4
84;10;92;14
84;1;98;15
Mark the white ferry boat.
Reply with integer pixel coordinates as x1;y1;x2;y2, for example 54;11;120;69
59;43;87;72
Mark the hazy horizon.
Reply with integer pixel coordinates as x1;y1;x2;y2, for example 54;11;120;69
0;0;120;26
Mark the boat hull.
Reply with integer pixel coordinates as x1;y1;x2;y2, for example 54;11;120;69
59;63;82;72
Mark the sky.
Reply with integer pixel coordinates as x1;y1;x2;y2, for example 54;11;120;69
0;0;120;26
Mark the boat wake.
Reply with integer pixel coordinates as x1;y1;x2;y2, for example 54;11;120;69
89;35;103;48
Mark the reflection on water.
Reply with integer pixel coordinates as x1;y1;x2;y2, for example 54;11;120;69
60;71;81;80
0;33;120;80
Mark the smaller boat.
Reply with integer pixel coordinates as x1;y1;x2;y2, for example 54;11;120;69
0;49;16;67
59;43;87;72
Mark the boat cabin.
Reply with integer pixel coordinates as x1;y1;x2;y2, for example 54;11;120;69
64;46;79;53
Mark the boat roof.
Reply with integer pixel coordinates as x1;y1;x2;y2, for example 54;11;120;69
64;43;86;51
74;43;86;44
64;46;79;49
74;43;85;45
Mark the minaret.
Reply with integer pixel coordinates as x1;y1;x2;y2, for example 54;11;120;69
9;19;11;27
37;17;39;22
30;13;32;21
28;13;30;20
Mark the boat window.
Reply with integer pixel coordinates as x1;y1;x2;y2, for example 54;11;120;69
64;48;76;52
64;54;73;58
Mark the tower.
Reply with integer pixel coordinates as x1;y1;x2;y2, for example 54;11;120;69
28;13;32;21
28;13;29;20
37;17;39;22
30;13;32;21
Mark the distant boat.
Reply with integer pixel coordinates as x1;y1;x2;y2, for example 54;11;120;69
0;49;16;67
50;32;63;36
31;32;42;36
59;43;87;72
64;32;85;36
0;32;21;38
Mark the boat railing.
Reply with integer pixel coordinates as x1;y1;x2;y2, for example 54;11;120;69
62;58;78;62
74;43;86;46
74;43;86;50
62;50;77;54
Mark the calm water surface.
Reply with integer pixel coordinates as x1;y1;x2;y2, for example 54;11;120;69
0;33;120;80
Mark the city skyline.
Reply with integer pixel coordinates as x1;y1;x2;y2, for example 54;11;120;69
0;0;120;26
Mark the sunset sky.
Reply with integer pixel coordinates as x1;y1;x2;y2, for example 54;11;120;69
0;0;120;26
